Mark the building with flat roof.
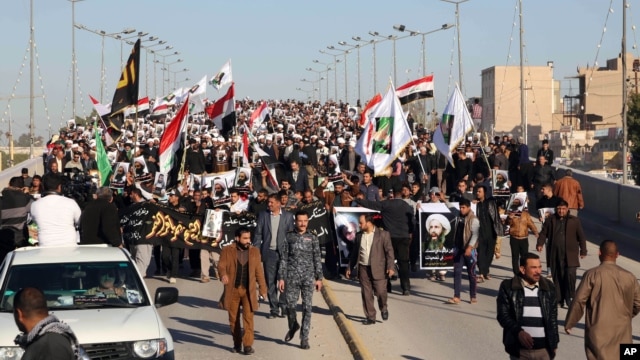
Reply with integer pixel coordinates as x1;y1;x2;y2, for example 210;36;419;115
479;63;560;146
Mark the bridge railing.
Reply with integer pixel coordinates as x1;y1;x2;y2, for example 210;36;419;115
0;158;44;187
566;166;640;230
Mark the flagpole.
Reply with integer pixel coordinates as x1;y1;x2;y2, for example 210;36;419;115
131;107;139;169
392;76;428;179
178;97;191;183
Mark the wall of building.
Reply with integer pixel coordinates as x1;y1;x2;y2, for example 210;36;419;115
578;54;636;129
480;65;556;146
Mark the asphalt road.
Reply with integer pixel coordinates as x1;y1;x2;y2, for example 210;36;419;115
145;210;640;360
323;211;640;360
145;266;350;359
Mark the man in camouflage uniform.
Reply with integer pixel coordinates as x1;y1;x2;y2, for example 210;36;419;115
278;210;323;350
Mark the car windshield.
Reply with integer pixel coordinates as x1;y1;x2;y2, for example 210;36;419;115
0;261;149;311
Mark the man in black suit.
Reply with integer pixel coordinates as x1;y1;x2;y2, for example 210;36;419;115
253;194;295;318
346;214;395;324
79;186;122;248
80;151;97;172
287;159;309;193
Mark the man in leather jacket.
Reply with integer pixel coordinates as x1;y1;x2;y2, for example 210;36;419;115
497;253;558;359
475;185;503;281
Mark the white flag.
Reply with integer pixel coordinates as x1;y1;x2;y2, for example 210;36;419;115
188;75;207;98
209;59;233;90
188;76;208;113
433;85;475;167
358;84;413;176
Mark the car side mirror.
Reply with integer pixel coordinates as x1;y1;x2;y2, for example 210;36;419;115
154;287;178;308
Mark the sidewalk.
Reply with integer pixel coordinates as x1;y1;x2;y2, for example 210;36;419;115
321;214;640;359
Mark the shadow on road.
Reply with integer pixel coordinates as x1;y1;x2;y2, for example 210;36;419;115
178;295;218;309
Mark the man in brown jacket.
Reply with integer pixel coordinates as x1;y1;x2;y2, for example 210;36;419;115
218;226;268;355
536;200;587;308
506;198;539;275
565;240;640;360
553;169;584;216
345;214;395;324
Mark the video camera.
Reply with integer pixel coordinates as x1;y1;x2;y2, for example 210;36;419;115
61;170;97;208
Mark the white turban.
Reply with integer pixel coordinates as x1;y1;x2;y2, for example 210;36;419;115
425;214;451;236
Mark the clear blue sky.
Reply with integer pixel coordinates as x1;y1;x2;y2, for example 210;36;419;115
0;0;637;142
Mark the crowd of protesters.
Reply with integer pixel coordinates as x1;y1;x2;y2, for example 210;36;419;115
4;96;633;358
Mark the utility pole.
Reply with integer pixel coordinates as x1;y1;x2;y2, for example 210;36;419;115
622;0;629;184
29;0;34;159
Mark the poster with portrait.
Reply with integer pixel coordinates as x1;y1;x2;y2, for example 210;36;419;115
419;203;456;270
110;162;129;190
492;169;510;197
202;208;225;239
347;106;359;120
506;192;528;216
153;172;167;192
538;208;555;223
333;207;380;267
188;173;203;191
326;154;343;183
234;167;252;189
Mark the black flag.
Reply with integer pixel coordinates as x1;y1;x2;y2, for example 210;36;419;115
109;39;141;130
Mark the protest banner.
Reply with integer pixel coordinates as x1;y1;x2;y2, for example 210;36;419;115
419;203;455;270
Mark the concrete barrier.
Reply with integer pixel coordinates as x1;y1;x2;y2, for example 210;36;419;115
568;167;640;231
0;158;44;187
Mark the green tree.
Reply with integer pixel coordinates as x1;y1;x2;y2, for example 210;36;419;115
627;93;640;185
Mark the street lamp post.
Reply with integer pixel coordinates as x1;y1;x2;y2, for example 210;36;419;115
73;24;136;102
142;40;168;98
370;32;398;85
154;51;180;95
69;0;85;123
393;23;455;77
176;77;191;88
306;68;324;103
301;79;321;101
127;36;159;98
327;46;351;102
351;37;372;101
313;60;332;100
150;46;175;96
170;68;189;90
393;23;455;125
441;0;469;92
161;61;184;91
115;31;148;68
319;49;343;101
296;86;317;101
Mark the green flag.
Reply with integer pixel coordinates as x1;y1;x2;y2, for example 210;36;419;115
95;130;112;187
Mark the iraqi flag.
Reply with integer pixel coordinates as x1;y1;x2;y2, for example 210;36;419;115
355;83;413;176
89;95;116;145
89;95;111;117
249;101;270;130
124;97;150;117
152;97;169;115
396;75;434;105
359;93;382;127
159;95;190;188
205;83;236;139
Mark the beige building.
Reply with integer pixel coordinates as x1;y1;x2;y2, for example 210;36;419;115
480;64;560;146
575;53;631;129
